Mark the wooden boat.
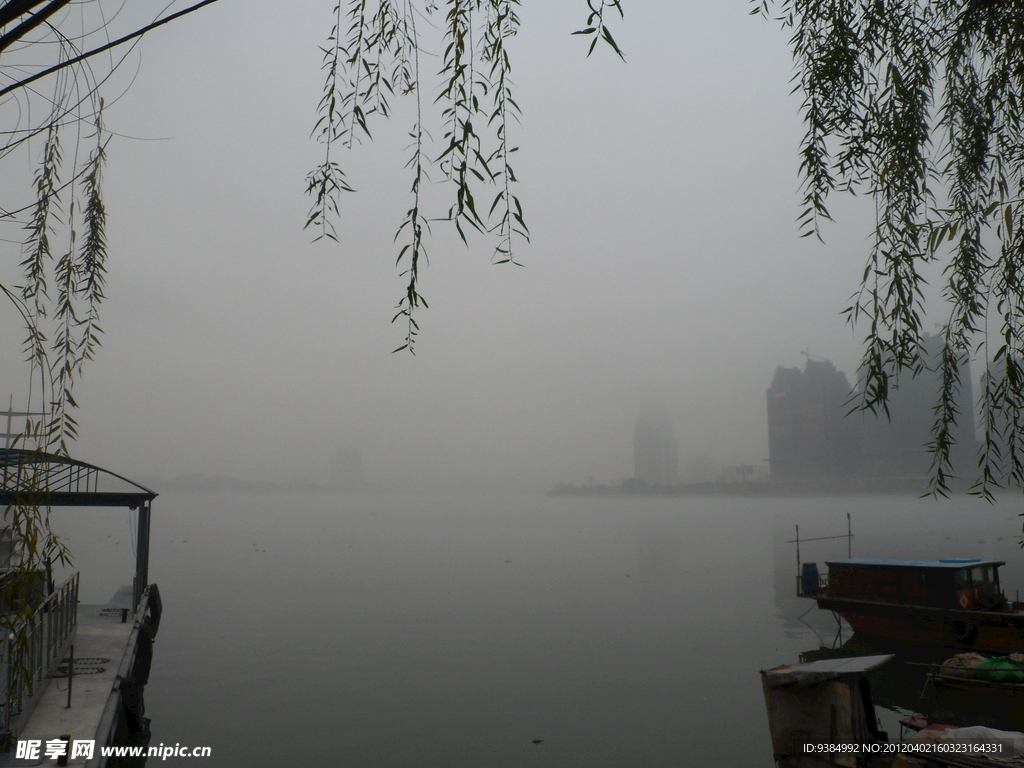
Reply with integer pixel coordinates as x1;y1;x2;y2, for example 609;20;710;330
799;558;1024;652
933;674;1024;695
932;652;1024;694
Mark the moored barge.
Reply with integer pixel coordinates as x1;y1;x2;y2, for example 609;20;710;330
799;558;1024;652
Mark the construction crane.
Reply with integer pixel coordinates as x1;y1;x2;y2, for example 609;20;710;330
800;348;832;365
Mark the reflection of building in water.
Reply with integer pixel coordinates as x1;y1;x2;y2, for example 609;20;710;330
633;401;679;487
767;359;861;481
767;336;977;482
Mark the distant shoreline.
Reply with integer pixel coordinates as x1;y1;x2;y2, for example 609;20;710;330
132;473;376;494
129;473;1014;498
548;477;1004;497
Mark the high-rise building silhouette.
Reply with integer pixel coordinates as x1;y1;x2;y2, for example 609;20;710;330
634;400;679;487
766;358;861;481
767;336;978;482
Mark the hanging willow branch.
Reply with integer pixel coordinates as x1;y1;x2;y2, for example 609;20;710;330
307;1;625;351
2;88;107;691
755;0;1024;500
2;1;221;458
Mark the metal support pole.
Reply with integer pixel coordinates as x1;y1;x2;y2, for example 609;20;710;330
3;634;10;735
134;501;151;613
66;644;73;708
795;525;800;576
5;396;12;451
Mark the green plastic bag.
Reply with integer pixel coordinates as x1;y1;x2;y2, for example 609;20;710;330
975;656;1024;684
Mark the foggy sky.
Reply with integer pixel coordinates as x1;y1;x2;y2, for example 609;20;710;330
1;2;901;490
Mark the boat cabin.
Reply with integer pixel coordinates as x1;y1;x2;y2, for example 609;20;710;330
761;654;893;768
819;559;1005;611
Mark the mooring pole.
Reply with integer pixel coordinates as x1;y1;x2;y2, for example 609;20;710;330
847;512;852;558
795;524;800;575
66;644;73;708
134;500;151;613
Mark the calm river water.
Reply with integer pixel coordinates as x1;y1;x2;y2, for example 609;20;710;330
50;491;1024;766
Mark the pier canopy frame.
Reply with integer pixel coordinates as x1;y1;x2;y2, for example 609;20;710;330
0;448;157;611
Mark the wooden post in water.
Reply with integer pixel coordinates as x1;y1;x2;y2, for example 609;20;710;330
847;512;852;558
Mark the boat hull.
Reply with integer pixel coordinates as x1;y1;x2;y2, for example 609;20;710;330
814;596;1024;652
933;674;1024;694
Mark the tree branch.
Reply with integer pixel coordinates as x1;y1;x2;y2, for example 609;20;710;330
0;0;227;100
0;0;74;55
0;0;61;31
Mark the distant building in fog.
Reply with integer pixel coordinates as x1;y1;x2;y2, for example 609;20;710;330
766;336;978;483
859;334;976;478
977;355;1012;479
766;358;861;481
634;401;679;487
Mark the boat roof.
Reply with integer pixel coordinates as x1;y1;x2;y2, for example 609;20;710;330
762;654;894;688
825;558;1005;569
0;448;156;507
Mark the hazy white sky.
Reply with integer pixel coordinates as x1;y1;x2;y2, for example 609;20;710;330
2;1;903;490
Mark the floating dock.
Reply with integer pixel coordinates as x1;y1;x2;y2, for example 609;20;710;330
0;449;161;767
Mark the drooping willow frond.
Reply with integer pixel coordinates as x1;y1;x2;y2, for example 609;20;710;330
756;0;1024;499
0;1;130;666
307;1;623;351
3;1;233;457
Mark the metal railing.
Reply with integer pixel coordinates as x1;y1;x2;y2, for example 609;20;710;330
0;452;100;496
796;573;830;598
0;572;79;737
